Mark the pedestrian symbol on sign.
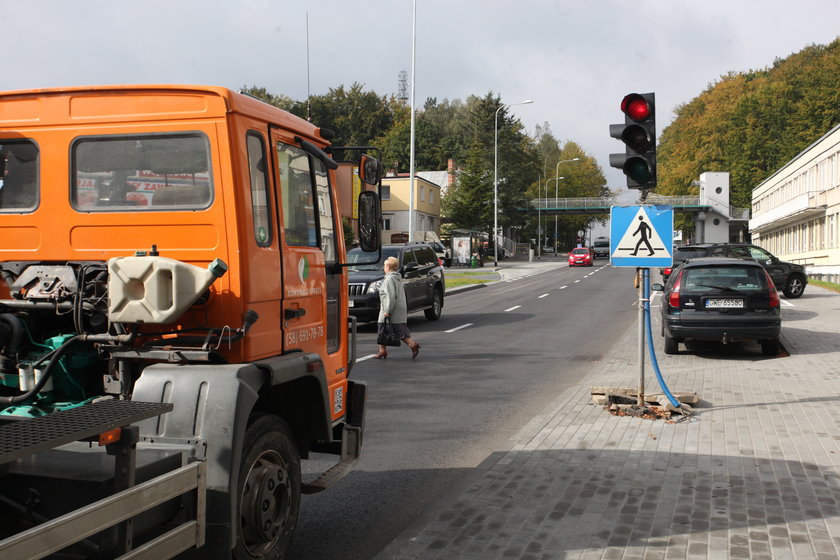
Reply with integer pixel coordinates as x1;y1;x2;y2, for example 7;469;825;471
630;216;654;256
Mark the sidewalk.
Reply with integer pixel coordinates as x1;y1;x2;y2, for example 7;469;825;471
446;255;571;293
378;285;840;560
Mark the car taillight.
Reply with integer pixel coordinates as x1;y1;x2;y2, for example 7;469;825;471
438;258;444;266
663;266;672;276
668;271;682;308
764;269;780;307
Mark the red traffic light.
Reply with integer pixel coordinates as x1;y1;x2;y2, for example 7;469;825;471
620;93;652;122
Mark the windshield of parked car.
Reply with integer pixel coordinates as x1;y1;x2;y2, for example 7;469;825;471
347;247;401;271
682;266;766;292
673;247;709;261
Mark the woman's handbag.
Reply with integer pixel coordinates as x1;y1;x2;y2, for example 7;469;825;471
377;317;402;347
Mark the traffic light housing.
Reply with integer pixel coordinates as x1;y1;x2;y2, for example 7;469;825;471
609;92;656;190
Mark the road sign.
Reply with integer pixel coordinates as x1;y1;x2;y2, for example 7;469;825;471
609;205;673;267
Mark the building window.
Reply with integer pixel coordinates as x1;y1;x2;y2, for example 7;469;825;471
383;215;392;230
430;190;435;204
420;187;425;202
381;185;391;200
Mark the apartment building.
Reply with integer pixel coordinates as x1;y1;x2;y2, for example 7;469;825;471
750;123;840;280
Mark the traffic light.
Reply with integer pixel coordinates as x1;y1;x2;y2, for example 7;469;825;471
609;92;656;190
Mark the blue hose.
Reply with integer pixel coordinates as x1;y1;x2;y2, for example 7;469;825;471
643;268;682;409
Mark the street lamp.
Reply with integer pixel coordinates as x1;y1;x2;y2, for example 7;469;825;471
553;157;580;255
494;99;533;267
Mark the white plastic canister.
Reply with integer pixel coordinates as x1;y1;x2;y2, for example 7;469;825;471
108;256;227;324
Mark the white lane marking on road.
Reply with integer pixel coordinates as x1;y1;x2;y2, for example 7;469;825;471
538;293;549;299
357;354;375;362
445;323;473;333
574;280;581;283
505;305;521;312
559;285;568;290
780;299;795;307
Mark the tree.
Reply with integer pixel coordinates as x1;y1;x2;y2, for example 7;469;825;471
657;39;840;213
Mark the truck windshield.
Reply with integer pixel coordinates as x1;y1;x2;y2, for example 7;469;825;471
72;133;213;211
0;140;38;212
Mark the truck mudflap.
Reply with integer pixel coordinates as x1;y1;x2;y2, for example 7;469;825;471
301;380;366;494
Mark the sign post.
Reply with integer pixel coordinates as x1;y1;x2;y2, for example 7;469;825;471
610;205;673;405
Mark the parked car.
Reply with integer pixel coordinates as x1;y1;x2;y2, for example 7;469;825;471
408;240;450;267
347;243;445;322
653;257;781;356
542;245;555;254
660;243;807;298
592;237;610;258
568;247;594;267
659;245;712;283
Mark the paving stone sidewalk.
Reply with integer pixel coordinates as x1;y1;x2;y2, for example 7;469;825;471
378;286;840;560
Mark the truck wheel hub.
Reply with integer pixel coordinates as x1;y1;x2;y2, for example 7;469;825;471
241;450;290;554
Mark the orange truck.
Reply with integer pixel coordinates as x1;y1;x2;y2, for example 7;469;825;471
0;85;382;559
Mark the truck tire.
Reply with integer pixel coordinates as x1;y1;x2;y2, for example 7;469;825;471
235;415;301;560
424;288;443;321
782;275;806;298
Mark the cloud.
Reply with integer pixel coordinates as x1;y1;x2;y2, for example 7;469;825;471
3;0;838;190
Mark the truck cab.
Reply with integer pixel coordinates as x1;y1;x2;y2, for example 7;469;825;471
0;85;381;559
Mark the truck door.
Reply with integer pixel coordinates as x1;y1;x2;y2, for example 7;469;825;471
273;136;345;416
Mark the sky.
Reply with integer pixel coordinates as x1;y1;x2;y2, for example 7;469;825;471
3;0;839;204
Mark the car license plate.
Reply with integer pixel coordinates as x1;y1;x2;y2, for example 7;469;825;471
705;298;744;309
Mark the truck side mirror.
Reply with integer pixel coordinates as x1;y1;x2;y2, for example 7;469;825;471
358;155;383;186
357;191;380;252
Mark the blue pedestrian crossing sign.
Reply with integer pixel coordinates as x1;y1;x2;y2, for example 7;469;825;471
609;205;674;268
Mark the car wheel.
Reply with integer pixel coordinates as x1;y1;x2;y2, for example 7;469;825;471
782;275;806;298
664;335;679;355
235;415;300;560
761;339;780;356
424;288;443;321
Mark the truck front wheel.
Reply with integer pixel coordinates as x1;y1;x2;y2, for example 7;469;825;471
235;415;301;560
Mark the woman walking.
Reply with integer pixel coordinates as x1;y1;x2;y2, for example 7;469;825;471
375;256;421;359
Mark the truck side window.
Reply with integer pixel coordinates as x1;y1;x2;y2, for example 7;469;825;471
72;133;212;211
276;143;317;247
313;158;336;263
247;132;272;247
0;140;38;212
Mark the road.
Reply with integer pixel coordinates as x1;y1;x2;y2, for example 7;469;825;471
288;262;639;560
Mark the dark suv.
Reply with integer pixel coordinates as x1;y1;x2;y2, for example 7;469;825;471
347;244;445;322
661;243;807;298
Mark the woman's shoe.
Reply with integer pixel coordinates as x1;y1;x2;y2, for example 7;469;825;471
410;344;421;359
374;351;388;359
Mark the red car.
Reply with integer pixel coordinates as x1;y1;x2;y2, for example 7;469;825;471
569;247;594;267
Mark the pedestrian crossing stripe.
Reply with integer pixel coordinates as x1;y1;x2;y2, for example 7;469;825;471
609;205;674;268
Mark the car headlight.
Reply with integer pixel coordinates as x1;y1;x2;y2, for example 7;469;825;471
367;279;384;294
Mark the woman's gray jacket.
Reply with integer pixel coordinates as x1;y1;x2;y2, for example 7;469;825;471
378;271;407;323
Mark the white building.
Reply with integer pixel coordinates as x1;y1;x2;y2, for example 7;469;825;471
750;124;840;281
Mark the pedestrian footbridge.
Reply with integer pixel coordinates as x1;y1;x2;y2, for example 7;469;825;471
520;194;720;215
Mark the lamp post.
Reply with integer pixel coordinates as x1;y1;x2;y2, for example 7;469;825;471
494;99;533;267
553;157;580;255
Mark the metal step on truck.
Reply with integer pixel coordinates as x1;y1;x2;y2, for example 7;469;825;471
0;84;383;559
